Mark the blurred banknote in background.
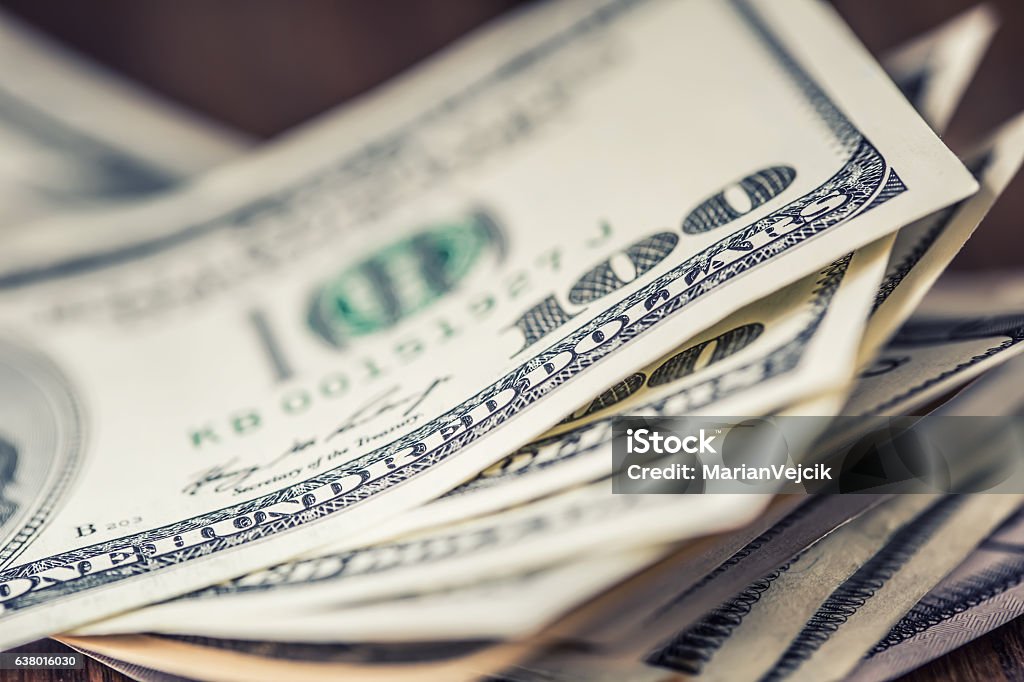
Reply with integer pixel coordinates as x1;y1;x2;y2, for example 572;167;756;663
0;9;250;226
0;1;1020;681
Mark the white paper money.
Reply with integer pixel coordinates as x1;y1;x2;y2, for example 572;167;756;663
755;494;1022;682
71;393;844;636
933;349;1024;417
847;273;1024;416
547;243;890;433
104;9;979;562
104;550;671;644
475;495;887;682
844;356;1024;681
860;112;1024;361
540;495;887;655
74;482;765;638
206;549;669;644
0;0;974;650
646;495;938;680
0;9;249;227
410;8;992;556
848;506;1024;682
296;244;888;553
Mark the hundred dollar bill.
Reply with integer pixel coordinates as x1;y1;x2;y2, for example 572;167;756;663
541;244;889;439
859;112;1024;361
751;494;1022;682
846;273;1024;417
488;24;1002;674
66;554;678;681
216;549;672;644
580;496;886;650
74;481;765;639
67;501;857;680
0;9;249;227
99;11;977;561
0;0;974;650
819;4;997;366
844;358;1024;681
526;8;998;450
500;494;887;682
73;388;843;637
848;506;1024;682
136;549;672;644
933;349;1024;417
69;505;834;682
286;245;888;554
644;495;938;680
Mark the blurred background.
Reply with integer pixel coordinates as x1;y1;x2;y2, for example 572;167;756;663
0;0;1019;268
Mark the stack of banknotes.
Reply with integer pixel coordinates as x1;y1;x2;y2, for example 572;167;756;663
1;1;1023;680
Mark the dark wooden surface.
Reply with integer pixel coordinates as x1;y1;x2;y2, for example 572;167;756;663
0;1;1021;680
